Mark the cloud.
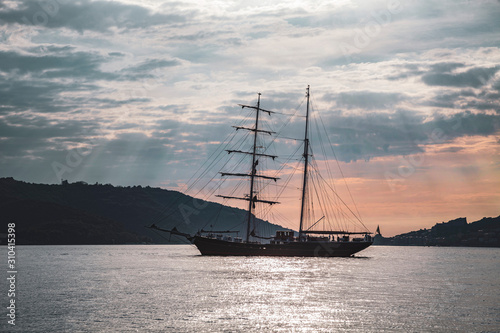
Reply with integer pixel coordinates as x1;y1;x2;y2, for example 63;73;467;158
0;49;119;80
0;0;187;32
0;77;99;114
429;62;465;73
124;59;180;73
422;65;500;88
121;58;181;79
0;46;180;115
324;91;406;110
0;47;179;81
314;110;500;162
0;113;98;140
428;111;500;139
0;0;498;196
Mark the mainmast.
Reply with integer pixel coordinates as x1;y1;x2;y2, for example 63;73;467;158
298;85;310;240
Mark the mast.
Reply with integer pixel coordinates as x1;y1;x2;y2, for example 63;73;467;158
246;93;261;243
298;85;310;240
217;94;279;242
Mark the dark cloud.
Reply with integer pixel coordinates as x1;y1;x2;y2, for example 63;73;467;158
108;52;126;57
389;63;500;88
0;117;180;185
315;110;424;162
0;113;98;141
0;78;99;114
0;47;179;115
422;66;500;88
424;90;476;109
29;45;76;53
122;58;180;78
493;79;500;92
437;146;464;153
0;114;102;184
0;49;118;80
0;0;187;32
313;110;500;162
428;111;500;139
88;97;151;109
429;62;465;73
1;47;181;82
422;87;500;114
385;64;426;81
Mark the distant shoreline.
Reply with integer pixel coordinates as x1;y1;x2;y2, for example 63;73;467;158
373;216;500;248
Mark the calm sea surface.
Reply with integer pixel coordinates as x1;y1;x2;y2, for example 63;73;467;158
1;245;499;332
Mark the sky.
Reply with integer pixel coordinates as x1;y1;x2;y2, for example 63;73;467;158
1;0;499;236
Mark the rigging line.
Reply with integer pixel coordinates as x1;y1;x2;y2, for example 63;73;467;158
312;159;347;232
274;210;295;228
158;96;303;229
257;97;305;157
179;107;256;196
313;159;356;232
200;203;224;231
310;161;331;226
157;136;247;227
308;98;356;232
258;143;303;193
212;195;248;229
313;163;343;232
311;113;343;229
150;227;194;245
182;110;254;193
309;158;331;231
257;159;301;221
152;102;266;227
274;135;303;141
268;110;306;117
149;120;250;226
208;154;249;200
165;137;251;229
192;130;251;192
200;203;245;234
309;98;338;192
313;97;363;223
309;148;361;230
315;170;369;231
155;97;291;226
245;103;304;216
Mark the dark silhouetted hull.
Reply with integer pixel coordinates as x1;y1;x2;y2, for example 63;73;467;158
193;236;372;257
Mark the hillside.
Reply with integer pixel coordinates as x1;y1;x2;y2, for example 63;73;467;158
0;177;290;245
374;216;500;247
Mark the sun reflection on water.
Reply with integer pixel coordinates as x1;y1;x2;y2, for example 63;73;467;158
13;245;500;332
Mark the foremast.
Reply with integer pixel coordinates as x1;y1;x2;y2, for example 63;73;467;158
216;93;279;243
246;93;261;243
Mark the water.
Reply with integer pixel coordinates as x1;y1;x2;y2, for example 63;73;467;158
1;245;499;332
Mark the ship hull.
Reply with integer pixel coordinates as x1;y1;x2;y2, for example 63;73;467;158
192;236;372;257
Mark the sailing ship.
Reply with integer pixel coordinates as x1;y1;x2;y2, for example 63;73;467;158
151;86;373;257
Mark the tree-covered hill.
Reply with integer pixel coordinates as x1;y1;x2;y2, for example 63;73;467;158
0;177;289;245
